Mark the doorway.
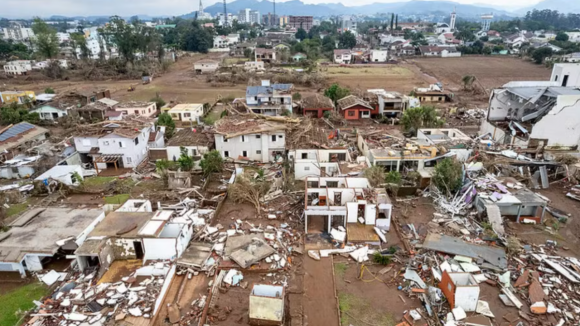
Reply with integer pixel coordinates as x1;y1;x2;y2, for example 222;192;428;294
307;215;327;233
133;241;144;259
563;75;569;87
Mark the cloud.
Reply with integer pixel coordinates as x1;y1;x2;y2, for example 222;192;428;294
2;0;540;18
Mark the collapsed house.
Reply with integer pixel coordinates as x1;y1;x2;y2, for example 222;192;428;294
289;148;368;180
480;81;580;149
301;94;334;118
417;128;471;146
0;122;49;162
75;200;195;277
303;177;392;240
246;80;294;115
0;207;105;277
163;128;215;168
215;116;287;163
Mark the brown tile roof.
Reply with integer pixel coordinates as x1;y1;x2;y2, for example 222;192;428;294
75;101;110;112
302;94;334;109
255;48;275;55
336;95;373;111
166;128;214;147
148;131;158;142
334;49;351;55
116;101;155;109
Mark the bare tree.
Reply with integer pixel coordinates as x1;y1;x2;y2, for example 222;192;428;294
228;172;271;214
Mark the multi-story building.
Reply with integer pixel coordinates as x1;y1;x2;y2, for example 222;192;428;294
245;80;293;115
1;24;34;42
215;116;286;163
264;13;279;27
288;16;313;31
3;60;33;75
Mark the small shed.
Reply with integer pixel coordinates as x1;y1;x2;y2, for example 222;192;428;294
475;189;548;224
439;271;480;312
34;165;83;186
249;284;285;325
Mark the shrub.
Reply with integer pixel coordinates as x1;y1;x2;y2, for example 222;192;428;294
44;87;55;94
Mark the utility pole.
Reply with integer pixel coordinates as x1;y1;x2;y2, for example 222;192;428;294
273;0;276;27
224;0;228;26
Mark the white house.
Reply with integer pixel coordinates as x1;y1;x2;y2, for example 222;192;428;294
215;117;286;162
165;128;213;170
214;35;237;48
480;81;580;149
31;105;68;120
1;26;34;41
334;49;352;64
417;128;471;146
303;177;392;234
56;32;70;43
370;50;388;62
73;119;154;171
246;80;293;115
194;59;220;74
34;165;84;186
288;149;368;180
168;103;204;122
0;207;105;277
244;61;265;71
441;48;462;57
3;60;33;75
550;63;580;88
562;52;580;63
114;101;157;117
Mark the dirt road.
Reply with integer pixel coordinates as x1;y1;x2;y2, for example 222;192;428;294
303;256;339;326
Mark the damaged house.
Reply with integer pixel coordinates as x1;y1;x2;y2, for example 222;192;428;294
75;200;193;276
215;116;286;163
479;82;580;149
73;117;155;172
301;94;334;118
246;80;294;115
165;128;215;169
0;122;49;162
289;149;368;180
362;89;412;118
337;95;373;120
303;177;392;240
0;207;105;277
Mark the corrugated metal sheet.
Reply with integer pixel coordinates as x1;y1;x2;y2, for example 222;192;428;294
0;123;35;142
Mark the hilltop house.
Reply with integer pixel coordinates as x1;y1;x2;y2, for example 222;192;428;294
334;49;352;64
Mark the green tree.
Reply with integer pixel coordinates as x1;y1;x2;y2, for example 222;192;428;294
555;31;569;42
385;171;402;184
70;32;90;59
199;150;224;176
480;35;489;42
292;92;302;101
157;112;176;138
31;17;59;59
177;146;194;171
44;87;55;94
531;47;553;64
432;158;463;196
363;166;386;187
324;84;350;104
150;94;166;110
295;28;308;41
338;31;356;49
180;21;213;53
401;106;444;135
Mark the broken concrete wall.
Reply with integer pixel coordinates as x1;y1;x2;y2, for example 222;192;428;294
168;171;192;189
111;238;138;259
98;241;115;278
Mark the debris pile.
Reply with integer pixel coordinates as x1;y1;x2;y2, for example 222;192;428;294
28;262;173;326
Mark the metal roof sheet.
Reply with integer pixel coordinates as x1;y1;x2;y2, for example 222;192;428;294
0;122;35;142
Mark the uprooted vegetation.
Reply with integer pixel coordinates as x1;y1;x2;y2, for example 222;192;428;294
206;69;328;88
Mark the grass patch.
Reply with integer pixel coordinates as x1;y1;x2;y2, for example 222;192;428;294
6;202;28;218
105;194;130;205
338;292;395;326
0;282;48;326
334;262;348;277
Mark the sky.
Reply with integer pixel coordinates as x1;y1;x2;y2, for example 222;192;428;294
2;0;542;18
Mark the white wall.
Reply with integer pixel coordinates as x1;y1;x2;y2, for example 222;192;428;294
143;238;177;260
74;137;99;152
551;64;580;88
216;132;285;163
530;95;580;148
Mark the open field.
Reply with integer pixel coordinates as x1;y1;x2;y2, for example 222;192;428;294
326;63;430;93
411;56;552;91
0;282;48;326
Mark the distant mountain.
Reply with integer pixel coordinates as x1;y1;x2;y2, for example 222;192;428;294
518;0;580;14
200;0;514;18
